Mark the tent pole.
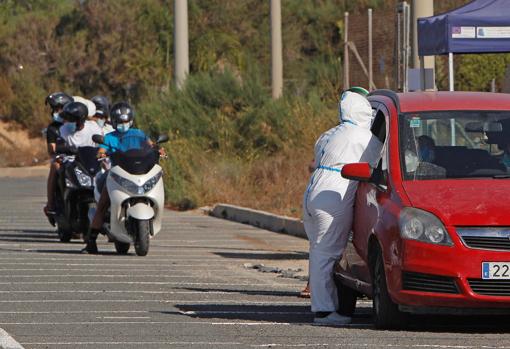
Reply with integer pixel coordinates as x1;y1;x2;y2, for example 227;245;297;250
448;52;454;91
419;56;425;91
448;52;456;145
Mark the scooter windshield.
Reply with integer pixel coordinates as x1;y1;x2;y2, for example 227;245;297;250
76;146;100;176
111;148;158;175
103;133;158;175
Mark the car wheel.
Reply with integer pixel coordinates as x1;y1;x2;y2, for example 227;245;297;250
372;249;407;329
335;278;357;316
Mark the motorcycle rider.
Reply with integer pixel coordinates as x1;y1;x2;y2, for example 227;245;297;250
84;102;165;253
44;92;73;224
91;95;115;134
45;101;102;225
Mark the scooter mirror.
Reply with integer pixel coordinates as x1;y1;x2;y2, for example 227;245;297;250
156;135;169;144
92;134;104;144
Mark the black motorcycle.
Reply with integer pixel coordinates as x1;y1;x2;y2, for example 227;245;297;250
54;146;100;242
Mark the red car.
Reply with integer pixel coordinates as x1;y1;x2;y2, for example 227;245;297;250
336;90;510;329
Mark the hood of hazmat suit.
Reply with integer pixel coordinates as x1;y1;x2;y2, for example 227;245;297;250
303;91;383;313
339;91;373;129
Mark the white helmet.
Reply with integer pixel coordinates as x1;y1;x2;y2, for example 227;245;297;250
73;96;96;119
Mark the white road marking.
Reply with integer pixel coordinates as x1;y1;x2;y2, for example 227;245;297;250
97;316;151;319
0;299;308;305
0;281;301;286
21;341;242;346
0;327;24;349
1;321;298;325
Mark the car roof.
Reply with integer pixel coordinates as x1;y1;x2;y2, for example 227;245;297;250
369;90;510;113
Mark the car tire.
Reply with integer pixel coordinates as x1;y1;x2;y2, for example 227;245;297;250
335;279;357;316
372;249;407;329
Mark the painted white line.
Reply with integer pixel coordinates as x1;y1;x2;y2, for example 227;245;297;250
1;321;295;326
97;316;151;319
0;274;231;278
0;311;150;314
0;299;307;305
0;281;301;286
21;342;242;347
0;290;246;295
0;327;24;349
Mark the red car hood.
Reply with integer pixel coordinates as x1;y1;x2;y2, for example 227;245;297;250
402;180;510;226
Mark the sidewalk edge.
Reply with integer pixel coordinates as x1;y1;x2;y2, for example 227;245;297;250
208;203;307;239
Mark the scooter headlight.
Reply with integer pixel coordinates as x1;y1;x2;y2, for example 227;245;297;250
110;171;162;195
142;171;163;193
74;167;92;187
399;207;453;246
110;172;139;194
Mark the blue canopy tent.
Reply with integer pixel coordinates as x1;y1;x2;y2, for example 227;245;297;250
418;0;510;91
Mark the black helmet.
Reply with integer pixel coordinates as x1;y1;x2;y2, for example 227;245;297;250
62;101;88;125
91;95;110;118
110;102;134;128
45;92;73;111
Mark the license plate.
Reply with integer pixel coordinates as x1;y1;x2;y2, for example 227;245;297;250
482;262;510;279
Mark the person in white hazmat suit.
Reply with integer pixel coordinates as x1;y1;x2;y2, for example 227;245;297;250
303;89;382;326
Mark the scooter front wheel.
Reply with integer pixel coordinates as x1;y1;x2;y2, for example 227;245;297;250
134;219;151;256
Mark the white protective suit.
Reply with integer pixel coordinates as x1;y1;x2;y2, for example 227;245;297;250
303;91;383;313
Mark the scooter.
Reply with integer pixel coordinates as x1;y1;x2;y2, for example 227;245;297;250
90;134;168;256
55;146;100;242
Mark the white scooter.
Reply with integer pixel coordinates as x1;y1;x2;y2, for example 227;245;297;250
90;134;168;256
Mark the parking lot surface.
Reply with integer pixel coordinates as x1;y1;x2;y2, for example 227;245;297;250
2;176;510;348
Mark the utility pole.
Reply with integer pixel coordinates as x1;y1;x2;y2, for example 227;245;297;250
368;9;373;90
343;12;349;90
271;0;283;99
412;0;434;87
174;0;189;90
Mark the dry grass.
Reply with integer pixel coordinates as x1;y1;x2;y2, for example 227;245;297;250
0;121;47;167
195;147;312;218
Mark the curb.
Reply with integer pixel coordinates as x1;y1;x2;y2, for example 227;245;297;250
208;203;307;239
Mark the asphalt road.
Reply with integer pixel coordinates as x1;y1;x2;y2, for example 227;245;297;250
2;176;510;348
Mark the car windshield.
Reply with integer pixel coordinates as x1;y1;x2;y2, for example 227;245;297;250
400;111;510;180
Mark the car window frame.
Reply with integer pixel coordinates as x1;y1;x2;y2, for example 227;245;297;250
370;103;390;192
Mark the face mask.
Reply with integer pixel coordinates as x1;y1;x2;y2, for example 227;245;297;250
117;122;130;133
96;119;106;128
52;113;63;123
67;122;77;133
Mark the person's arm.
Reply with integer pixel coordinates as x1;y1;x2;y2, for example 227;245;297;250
46;126;59;156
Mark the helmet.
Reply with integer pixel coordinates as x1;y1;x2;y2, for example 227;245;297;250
110;102;134;129
73;96;95;119
61;101;88;125
91;95;110;117
45;92;73;111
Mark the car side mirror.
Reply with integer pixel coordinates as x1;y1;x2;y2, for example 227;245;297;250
92;134;104;144
156;134;169;144
341;162;373;182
